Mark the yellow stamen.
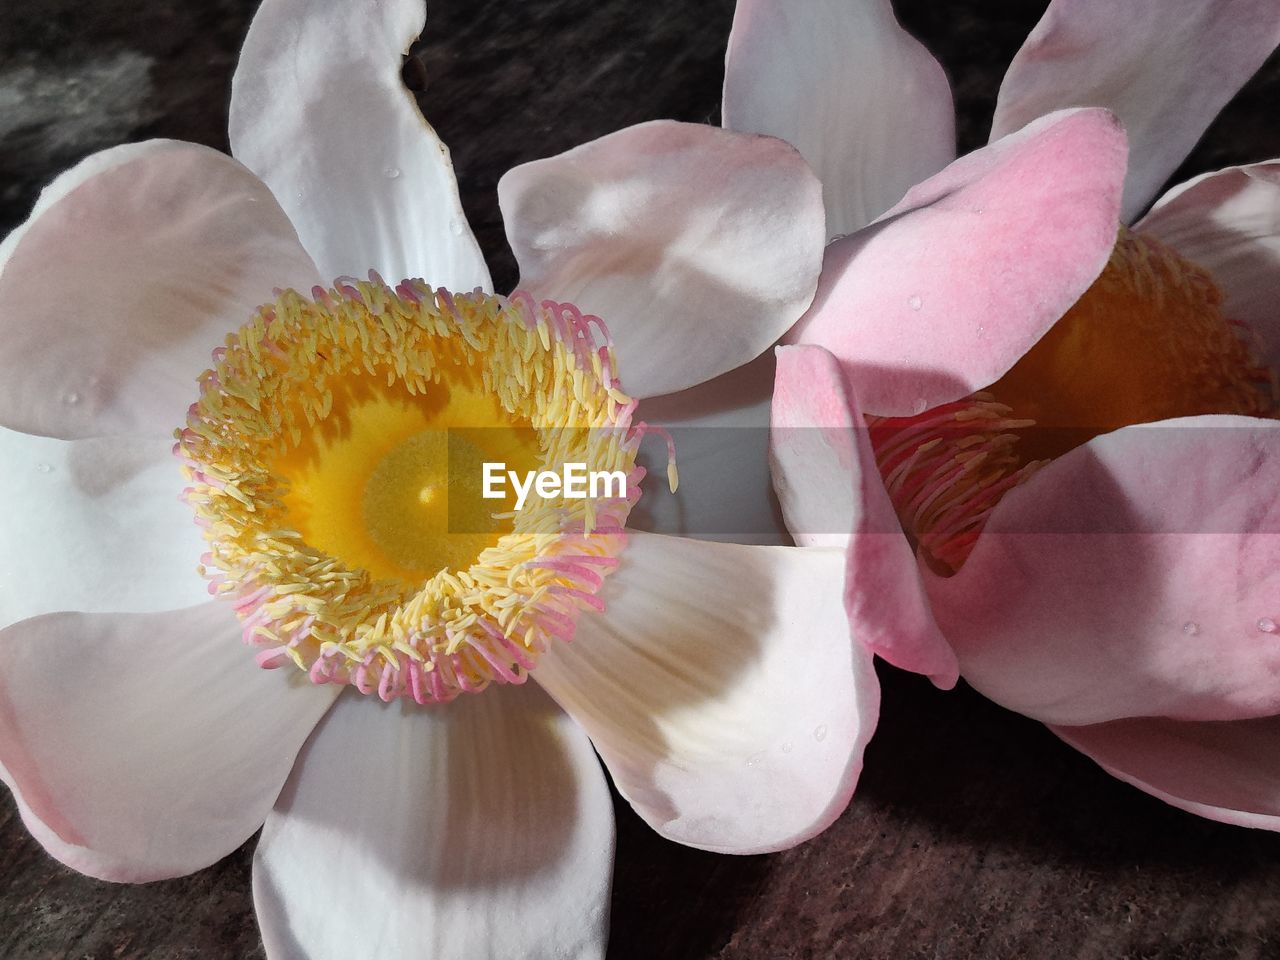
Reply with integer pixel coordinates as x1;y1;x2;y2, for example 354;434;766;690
177;278;655;703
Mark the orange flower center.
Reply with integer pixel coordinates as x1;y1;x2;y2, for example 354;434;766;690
873;226;1278;574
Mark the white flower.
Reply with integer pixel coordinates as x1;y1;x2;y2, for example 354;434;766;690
0;1;878;957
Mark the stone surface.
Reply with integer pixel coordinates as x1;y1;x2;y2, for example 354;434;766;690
2;1;1280;958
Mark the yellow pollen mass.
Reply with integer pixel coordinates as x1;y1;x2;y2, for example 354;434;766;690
873;226;1279;574
177;278;654;703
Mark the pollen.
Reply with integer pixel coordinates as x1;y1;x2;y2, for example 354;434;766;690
176;275;669;703
873;226;1279;574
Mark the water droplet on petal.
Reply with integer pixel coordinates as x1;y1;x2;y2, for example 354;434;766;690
1182;621;1200;636
745;750;765;767
383;166;401;180
908;295;923;311
1259;617;1278;634
781;740;793;754
449;219;464;236
63;391;80;405
35;462;53;473
912;397;928;415
813;724;828;742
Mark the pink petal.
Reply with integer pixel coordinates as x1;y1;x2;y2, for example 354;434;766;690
498;120;825;399
0;427;206;627
533;531;879;854
254;685;612;960
789;108;1127;417
0;140;319;440
630;352;788;545
992;0;1280;222
1135;161;1280;370
771;345;958;687
0;603;337;882
230;0;491;291
1052;716;1280;831
925;415;1280;727
723;0;955;238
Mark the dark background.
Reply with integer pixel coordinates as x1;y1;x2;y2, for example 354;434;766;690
2;2;1279;958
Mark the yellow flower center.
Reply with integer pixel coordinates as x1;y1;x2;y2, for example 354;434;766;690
177;276;664;703
873;226;1278;574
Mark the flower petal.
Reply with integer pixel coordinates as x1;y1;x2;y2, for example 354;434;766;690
992;0;1280;221
0;602;337;882
629;353;787;545
925;416;1280;727
533;531;878;854
498;120;825;398
771;345;958;687
253;685;612;960
0;140;319;440
789;108;1128;417
0;427;207;628
1052;716;1280;831
229;0;490;291
1135;161;1280;369
722;0;955;238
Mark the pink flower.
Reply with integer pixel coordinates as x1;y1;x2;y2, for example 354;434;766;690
755;0;1280;827
0;1;881;956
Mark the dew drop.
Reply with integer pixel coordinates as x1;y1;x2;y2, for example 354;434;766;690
908;294;923;311
912;397;929;415
383;166;401;180
449;219;464;236
1182;621;1200;636
63;391;80;405
813;724;828;742
1259;617;1278;634
781;740;794;754
745;750;766;768
35;462;53;474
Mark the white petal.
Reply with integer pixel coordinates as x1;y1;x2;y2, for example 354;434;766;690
1135;161;1280;369
254;685;612;960
629;352;788;545
0;427;207;628
230;0;490;291
499;120;825;398
723;0;955;237
534;531;878;854
992;0;1280;221
0;139;319;440
0;602;337;882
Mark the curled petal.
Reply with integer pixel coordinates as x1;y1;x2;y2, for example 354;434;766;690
771;344;958;687
789;108;1127;418
254;685;612;960
926;416;1280;726
0;603;337;882
533;530;879;854
499;120;825;399
993;0;1280;221
0;141;318;439
230;0;490;290
1053;716;1280;831
723;0;955;238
